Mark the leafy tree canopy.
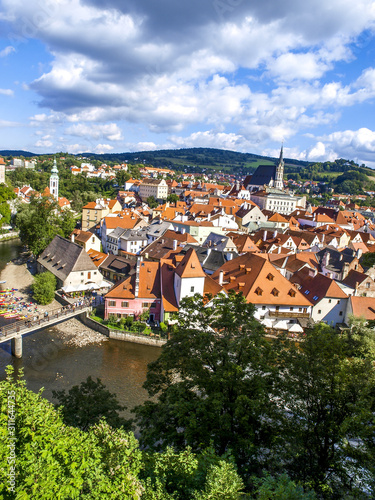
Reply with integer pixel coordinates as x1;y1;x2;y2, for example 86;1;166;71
135;291;278;477
15;196;76;256
32;271;57;305
52;376;131;432
146;196;159;208
0;367;245;499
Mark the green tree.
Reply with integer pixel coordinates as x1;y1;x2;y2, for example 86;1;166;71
252;473;316;500
141;446;244;500
116;169;130;187
15;196;76;256
32;271;57;304
146;196;159;208
166;193;179;204
276;323;375;497
134;292;278;477
52;376;132;431
0;367;143;499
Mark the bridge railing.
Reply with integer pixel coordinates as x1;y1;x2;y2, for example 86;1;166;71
0;302;91;339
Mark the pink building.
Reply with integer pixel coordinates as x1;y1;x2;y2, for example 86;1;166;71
105;259;161;322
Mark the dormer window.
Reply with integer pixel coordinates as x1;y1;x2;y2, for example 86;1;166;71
271;288;279;297
288;289;296;297
267;273;274;281
255;287;263;296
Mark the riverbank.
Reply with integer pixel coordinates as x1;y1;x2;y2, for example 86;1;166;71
0;252;107;348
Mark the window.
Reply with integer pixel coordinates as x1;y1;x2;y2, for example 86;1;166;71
121;301;129;308
109;300;116;307
318;309;322;314
337;300;340;304
142;302;151;308
366;282;371;289
190;286;194;293
328;299;331;303
262;306;266;310
81;272;84;276
290;307;293;311
339;311;343;316
150;303;156;309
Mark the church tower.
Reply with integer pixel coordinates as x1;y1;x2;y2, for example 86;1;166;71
274;145;284;191
49;157;59;200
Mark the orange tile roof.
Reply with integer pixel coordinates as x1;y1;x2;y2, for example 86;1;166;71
268;212;289;223
106;261;160;299
212;254;311;306
87;248;109;267
349;296;375;319
175;248;206;278
103;216;140;230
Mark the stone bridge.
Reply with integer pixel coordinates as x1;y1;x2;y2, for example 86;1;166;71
0;303;92;358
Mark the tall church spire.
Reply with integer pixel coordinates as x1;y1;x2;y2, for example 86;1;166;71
275;144;284;191
50;157;59;200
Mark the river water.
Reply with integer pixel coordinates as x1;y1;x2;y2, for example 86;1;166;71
0;240;160;419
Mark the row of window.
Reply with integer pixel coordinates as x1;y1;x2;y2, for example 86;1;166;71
108;301;157;308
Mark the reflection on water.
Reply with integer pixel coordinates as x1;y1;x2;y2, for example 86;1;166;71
0;240;160;418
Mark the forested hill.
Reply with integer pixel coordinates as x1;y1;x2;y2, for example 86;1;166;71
0;147;310;173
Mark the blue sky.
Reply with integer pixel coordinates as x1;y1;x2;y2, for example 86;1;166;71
1;0;375;166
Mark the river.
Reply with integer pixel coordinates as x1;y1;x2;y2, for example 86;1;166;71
0;239;160;419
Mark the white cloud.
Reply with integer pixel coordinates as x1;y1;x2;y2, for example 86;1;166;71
267;52;330;82
94;144;114;153
2;0;375;162
0;88;14;96
0;45;15;57
35;139;53;148
65;123;123;141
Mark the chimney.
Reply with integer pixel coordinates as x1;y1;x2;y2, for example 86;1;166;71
219;270;224;286
134;256;142;298
173;240;178;251
263;230;267;241
71;233;75;243
342;261;350;280
356;248;363;259
273;230;277;239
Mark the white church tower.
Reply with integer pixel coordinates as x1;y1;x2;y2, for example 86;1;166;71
50;157;59;200
274;145;284;191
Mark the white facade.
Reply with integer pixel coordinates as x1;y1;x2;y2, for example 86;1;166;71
311;297;348;325
174;274;205;306
250;192;299;215
63;269;102;288
139;179;168;201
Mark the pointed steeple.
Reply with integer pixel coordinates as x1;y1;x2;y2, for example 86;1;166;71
275;144;284;191
50;156;59;200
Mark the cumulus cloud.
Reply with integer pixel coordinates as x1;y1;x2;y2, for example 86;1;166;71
94;144;114;153
65;123;123;141
35;138;53;148
0;88;14;96
0;45;15;57
1;0;375;160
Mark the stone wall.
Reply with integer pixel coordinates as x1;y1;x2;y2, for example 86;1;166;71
108;329;166;346
79;312;166;347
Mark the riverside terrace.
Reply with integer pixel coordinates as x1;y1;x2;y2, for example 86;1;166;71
0;302;92;358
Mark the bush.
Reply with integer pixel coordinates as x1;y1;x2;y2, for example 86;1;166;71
32;272;56;305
